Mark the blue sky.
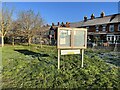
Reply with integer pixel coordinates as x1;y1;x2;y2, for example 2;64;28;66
3;2;118;25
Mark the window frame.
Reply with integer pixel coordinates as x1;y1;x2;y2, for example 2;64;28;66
109;25;114;32
118;24;120;31
102;24;106;31
50;30;54;35
95;25;99;32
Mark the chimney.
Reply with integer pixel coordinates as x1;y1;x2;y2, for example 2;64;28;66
61;22;65;27
91;14;95;19
84;16;87;22
46;24;49;27
52;23;54;26
66;22;68;24
101;12;105;18
57;22;60;26
66;22;70;27
61;22;64;25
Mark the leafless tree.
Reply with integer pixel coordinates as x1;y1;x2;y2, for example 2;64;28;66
17;10;45;46
0;5;13;47
6;21;22;46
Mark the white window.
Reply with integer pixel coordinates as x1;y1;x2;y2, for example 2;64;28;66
118;24;120;31
86;26;89;29
118;36;120;43
107;36;110;41
115;35;120;43
95;25;99;32
107;35;120;44
109;25;114;32
107;35;115;44
102;24;106;31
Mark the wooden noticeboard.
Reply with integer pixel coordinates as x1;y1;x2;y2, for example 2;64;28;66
57;27;87;69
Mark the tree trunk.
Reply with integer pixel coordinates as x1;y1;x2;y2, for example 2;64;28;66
28;37;31;46
40;37;42;48
40;42;42;48
12;37;15;46
1;35;4;47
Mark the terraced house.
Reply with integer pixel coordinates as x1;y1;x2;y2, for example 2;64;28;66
70;12;120;45
49;12;120;46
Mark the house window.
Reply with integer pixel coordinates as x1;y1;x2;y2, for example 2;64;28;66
102;24;106;31
119;36;120;43
107;36;110;41
118;24;120;31
86;26;89;29
95;25;99;32
107;35;115;44
109;25;114;32
50;30;54;35
107;35;120;44
115;35;120;43
86;26;89;31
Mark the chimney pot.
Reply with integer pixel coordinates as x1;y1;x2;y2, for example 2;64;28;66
52;23;54;26
61;22;64;25
101;12;105;17
91;14;95;19
61;22;66;27
66;22;70;27
46;24;49;27
58;22;60;26
84;16;87;22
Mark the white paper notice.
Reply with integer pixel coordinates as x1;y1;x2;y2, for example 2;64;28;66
74;31;76;35
60;38;66;44
68;31;70;35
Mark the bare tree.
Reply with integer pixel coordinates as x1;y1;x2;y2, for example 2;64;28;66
0;5;13;47
17;10;44;46
6;21;21;46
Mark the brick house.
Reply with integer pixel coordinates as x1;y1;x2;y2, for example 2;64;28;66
49;12;120;46
70;12;120;45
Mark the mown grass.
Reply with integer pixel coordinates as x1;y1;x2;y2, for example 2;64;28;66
1;45;119;89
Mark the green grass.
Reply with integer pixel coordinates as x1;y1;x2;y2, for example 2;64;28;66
1;45;119;89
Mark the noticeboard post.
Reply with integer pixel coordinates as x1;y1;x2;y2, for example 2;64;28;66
57;27;87;69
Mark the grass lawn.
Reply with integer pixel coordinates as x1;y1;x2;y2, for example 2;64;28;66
1;45;119;89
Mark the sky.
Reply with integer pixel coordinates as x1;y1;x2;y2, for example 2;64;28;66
2;2;119;25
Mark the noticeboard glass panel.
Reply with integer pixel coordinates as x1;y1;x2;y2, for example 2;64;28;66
59;30;71;47
73;30;85;47
57;27;87;49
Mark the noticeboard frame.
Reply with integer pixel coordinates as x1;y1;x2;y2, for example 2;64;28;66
57;27;87;49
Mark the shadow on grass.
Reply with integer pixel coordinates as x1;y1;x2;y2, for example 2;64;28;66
14;49;49;59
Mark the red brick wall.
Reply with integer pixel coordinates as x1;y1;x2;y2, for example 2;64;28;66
86;23;119;33
88;26;96;32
